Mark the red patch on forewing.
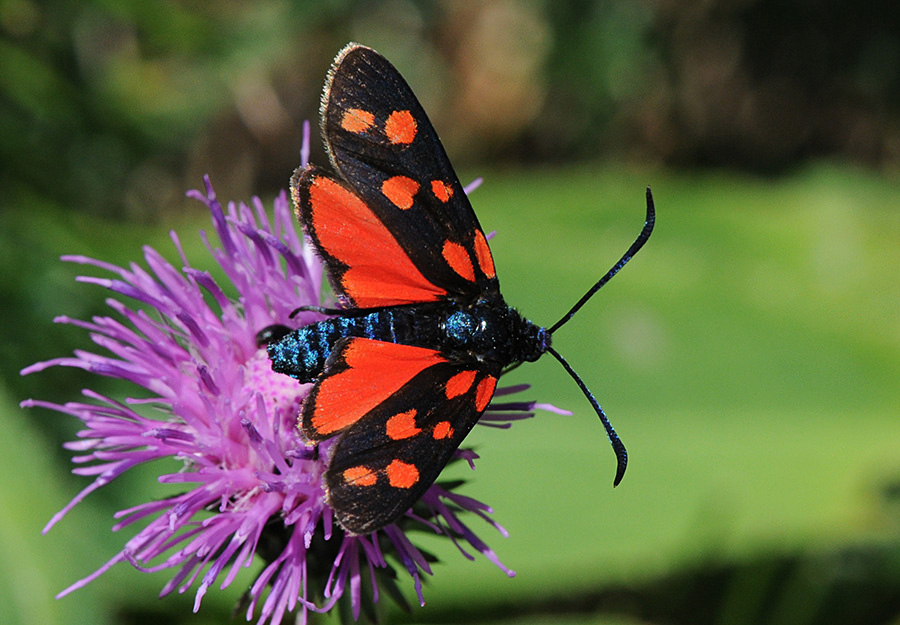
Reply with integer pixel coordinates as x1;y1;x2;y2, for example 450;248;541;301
385;110;417;144
386;459;419;488
473;230;496;278
431;180;453;203
442;240;475;282
386;409;420;440
381;175;420;210
445;370;477;399
433;421;454;439
343;465;377;487
308;339;446;437
474;375;497;412
341;108;374;134
307;175;445;306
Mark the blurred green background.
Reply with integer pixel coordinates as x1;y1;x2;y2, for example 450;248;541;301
3;1;900;624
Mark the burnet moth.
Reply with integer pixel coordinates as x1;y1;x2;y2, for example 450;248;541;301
267;43;655;534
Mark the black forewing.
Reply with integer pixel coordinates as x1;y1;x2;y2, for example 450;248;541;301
320;345;502;534
319;43;500;303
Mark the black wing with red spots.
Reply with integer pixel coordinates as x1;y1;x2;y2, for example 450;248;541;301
273;42;649;536
271;41;654;537
293;43;499;308
279;43;540;535
305;337;500;534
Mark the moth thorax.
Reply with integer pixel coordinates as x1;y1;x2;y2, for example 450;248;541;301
441;304;550;365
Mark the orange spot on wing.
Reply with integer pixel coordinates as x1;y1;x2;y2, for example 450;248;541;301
445;370;477;399
386;410;420;440
385;110;417;144
307;176;445;306
431;180;453;203
442;240;475;282
381;175;420;210
341;108;375;134
474;376;497;412
473;230;496;278
386;459;419;488
343;465;377;487
308;340;446;437
433;421;454;439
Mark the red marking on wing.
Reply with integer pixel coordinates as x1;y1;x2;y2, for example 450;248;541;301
433;421;454;439
431;179;453;203
343;465;377;487
385;409;420;440
386;459;419;488
445;370;476;399
307;175;445;306
385;110;417;144
341;108;374;134
474;375;497;412
442;240;475;282
308;339;447;437
381;175;419;209
473;230;496;278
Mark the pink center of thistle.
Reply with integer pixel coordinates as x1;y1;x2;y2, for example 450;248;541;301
244;348;306;431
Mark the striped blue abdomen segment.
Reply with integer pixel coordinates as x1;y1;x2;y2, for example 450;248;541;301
267;308;429;383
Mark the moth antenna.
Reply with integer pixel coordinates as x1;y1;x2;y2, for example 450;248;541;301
547;346;627;486
549;187;655;334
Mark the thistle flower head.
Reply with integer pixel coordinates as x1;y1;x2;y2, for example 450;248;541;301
21;128;554;623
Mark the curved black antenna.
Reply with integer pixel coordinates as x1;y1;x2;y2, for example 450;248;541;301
549;187;655;334
547;346;627;486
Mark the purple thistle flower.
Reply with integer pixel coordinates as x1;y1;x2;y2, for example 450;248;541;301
20;125;559;624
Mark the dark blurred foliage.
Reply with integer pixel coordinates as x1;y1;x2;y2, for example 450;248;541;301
2;0;899;222
647;0;900;171
397;544;900;625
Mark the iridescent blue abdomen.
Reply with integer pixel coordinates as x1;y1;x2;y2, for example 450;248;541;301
267;298;549;383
